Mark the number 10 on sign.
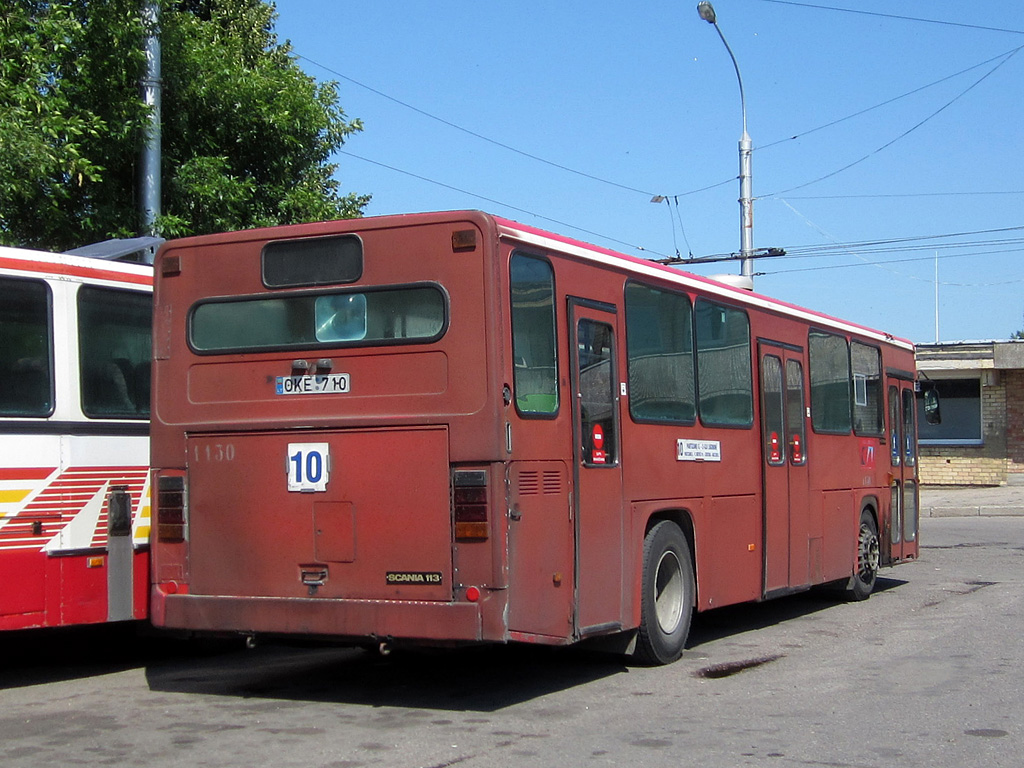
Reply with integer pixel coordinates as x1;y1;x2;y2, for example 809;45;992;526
287;443;330;492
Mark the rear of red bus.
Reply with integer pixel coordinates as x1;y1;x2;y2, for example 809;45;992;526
149;212;512;646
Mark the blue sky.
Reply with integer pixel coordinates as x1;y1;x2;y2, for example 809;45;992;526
271;0;1024;344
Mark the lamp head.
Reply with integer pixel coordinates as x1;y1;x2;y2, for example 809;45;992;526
697;1;717;23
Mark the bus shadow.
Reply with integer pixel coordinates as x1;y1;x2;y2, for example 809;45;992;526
144;579;907;710
146;642;627;712
0;624;236;690
687;576;907;648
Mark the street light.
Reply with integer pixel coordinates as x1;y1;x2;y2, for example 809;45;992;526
697;1;754;287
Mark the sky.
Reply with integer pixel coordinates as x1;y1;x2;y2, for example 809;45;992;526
271;0;1024;344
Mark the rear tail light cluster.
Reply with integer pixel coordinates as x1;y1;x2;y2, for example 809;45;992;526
157;475;186;543
453;470;488;541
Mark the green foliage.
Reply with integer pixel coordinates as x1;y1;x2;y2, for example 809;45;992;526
0;0;368;250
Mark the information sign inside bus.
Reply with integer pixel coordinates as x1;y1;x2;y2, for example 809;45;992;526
275;374;350;395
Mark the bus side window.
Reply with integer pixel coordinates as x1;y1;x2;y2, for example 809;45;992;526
695;300;752;427
902;388;917;467
78;286;153;419
889;385;901;467
577;319;617;466
510;253;558;416
624;282;695;424
808;331;851;434
851;342;882;436
0;277;54;417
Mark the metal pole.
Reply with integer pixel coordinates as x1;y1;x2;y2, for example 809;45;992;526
699;2;754;284
139;1;161;236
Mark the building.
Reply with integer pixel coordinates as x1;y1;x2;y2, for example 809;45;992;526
915;340;1024;486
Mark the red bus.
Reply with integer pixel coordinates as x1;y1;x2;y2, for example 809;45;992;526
1;244;153;630
150;211;921;664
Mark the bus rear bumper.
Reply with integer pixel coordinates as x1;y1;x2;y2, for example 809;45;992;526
155;592;491;643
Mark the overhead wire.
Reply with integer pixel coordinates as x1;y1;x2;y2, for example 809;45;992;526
752;0;1024;36
297;41;1021;216
762;46;1024;197
296;53;658;198
763;248;1024;286
337;150;671;257
756;44;1024;151
292;16;1020;263
762;201;1024;286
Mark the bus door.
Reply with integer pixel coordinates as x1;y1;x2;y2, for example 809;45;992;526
569;299;624;636
758;342;810;595
886;379;919;561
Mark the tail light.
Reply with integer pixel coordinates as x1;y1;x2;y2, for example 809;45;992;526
453;470;488;541
157;475;186;543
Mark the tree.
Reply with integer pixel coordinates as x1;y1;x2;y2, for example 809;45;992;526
0;0;368;251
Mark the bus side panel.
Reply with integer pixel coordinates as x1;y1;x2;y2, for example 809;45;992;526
821;489;858;583
55;553;107;626
0;551;46;628
133;545;149;620
506;460;574;640
694;494;762;610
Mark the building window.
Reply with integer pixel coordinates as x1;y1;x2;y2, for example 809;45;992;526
916;378;981;445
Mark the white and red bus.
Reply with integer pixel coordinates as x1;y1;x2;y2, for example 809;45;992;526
149;211;921;664
0;244;153;630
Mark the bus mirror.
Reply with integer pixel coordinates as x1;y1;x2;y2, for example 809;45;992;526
922;386;941;425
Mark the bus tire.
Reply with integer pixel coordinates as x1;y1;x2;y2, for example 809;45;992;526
845;510;880;602
634;521;694;665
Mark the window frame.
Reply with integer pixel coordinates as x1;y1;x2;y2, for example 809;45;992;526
916;377;983;446
623;280;696;426
808;329;852;435
850;340;883;437
187;282;450;355
509;251;560;419
694;298;754;429
0;276;55;419
77;285;153;421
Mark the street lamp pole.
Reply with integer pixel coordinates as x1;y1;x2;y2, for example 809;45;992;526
697;1;754;285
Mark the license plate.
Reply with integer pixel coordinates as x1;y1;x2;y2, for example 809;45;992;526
276;373;350;395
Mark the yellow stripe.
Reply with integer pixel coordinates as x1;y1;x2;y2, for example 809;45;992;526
0;489;31;504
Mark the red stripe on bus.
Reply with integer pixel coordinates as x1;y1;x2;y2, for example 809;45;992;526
0;256;151;287
0;467;55;481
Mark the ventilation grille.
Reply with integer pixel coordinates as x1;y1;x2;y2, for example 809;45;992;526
518;469;563;496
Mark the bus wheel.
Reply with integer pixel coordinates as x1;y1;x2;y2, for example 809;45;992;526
846;511;880;602
635;521;694;665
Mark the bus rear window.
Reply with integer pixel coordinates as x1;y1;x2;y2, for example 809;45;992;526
262;235;362;288
189;286;446;353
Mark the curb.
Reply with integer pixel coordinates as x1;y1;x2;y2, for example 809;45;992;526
922;506;1024;518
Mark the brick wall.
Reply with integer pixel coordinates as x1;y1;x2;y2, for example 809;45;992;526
1006;369;1024;479
919;377;1008;486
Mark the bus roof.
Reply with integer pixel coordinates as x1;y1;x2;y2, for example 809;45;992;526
0;245;152;288
492;215;914;352
152;209;912;352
